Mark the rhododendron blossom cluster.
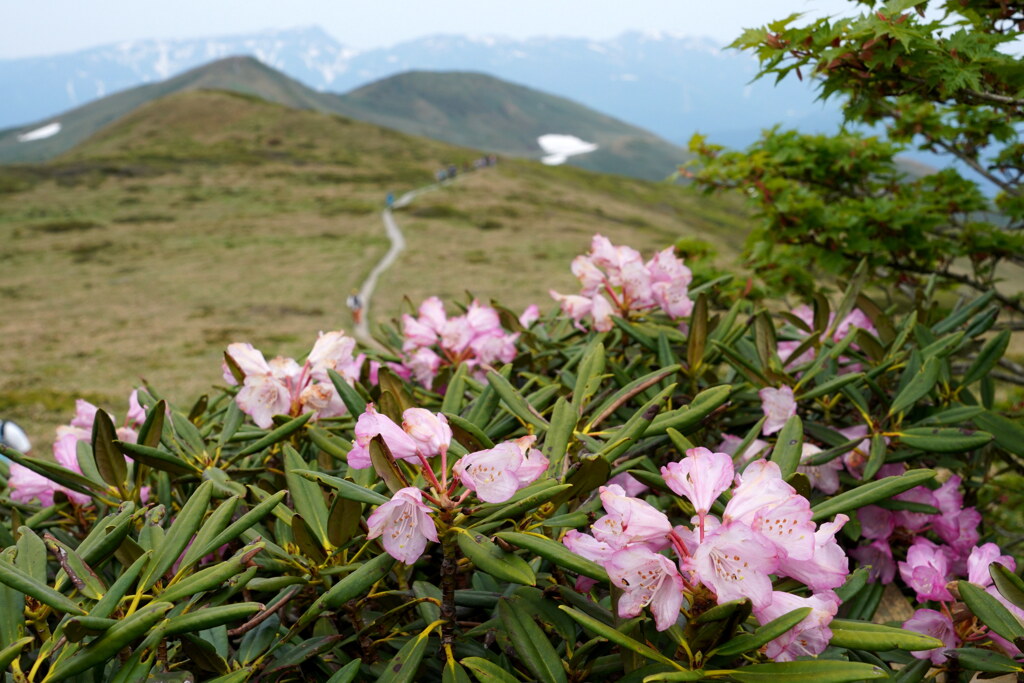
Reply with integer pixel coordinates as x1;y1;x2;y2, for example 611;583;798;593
8;392;145;507
550;234;693;331
563;449;850;660
224;330;363;429
350;403;548;565
778;304;877;371
399;297;534;389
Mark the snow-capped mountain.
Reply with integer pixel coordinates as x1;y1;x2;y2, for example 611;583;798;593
0;26;841;146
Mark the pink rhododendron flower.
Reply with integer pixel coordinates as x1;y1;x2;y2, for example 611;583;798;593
850;539;897;584
348;404;421;469
606;472;648;497
562;530;616;564
967;543;1016;587
751;493;817;562
797;443;843;494
661;447;734;517
717;434;769;465
399;297;523;388
453;436;549;503
857;506;895;541
606;546;685;631
692;520;779;609
401;409;452;458
551;235;693;328
227;331;361;428
755;590;840;661
778;515;850;592
518;304;540;328
591;484;673;550
366;487;438;564
899;538;954;602
724;460;797;525
904;609;958;665
892;486;939;533
759;386;796;436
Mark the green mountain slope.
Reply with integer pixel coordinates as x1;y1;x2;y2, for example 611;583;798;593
333;71;686;180
1;58;685;180
0;57;343;164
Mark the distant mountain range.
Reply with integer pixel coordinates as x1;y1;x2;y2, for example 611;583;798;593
0;26;842;147
0;57;687;180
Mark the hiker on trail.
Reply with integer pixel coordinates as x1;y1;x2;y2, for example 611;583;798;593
446;164;457;180
386;192;394;209
436;169;446;183
346;292;364;325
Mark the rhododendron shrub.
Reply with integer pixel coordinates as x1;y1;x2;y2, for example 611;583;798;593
0;235;1022;681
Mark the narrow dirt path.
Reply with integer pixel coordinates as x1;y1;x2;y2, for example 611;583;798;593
352;183;446;344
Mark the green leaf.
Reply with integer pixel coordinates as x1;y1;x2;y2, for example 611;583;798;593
328;495;362;548
92;408;127;491
728;659;887;682
294;470;389;505
177;496;240;573
687;293;708;370
43;533;105;600
769;414;803;478
233;412;313;458
862;433;888;481
64;615;118;642
376;621;440;683
0;558;85;615
295;553;395;629
889;357;940;416
46;602;173;680
973;410;1024;458
548;454;610;508
195;491;287;558
498;598;567;683
810;469;935;522
487;368;550;430
283;445;331;547
1;449;105;500
0;637;33;672
946;647;1022;673
116;440;197;475
990;563;1024;611
142;479;214;590
328;368;367;417
137;399;166;449
597;384;675;461
958;580;1024;642
445;412;495;452
325;660;362;683
158;542;263;603
961;329;1010;386
828;619;944;650
645;385;731;436
572;340;606;415
642;671;709;681
307;425;352;460
461;656;520;683
164;603;263;636
796;372;865;401
454;528;535;586
495;531;608;582
558;605;681;670
544;397;576;473
370;435;410;494
896;427;993;452
714;607;811;656
472;481;569;526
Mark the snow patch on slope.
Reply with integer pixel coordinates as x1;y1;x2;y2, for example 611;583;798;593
18;122;61;141
538;134;598;165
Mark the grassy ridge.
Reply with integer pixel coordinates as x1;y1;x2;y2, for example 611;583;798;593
0;89;749;449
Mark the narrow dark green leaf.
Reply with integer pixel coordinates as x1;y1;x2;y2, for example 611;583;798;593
810;469;936;522
896;427;993;452
714;607;812;656
142;479;214;590
445;412;495;452
294;470;389;505
196;491;287;558
498;598;567;683
961;329;1010;386
454;528;535;586
862;433;888;481
828;619;944;651
973;410;1024;458
548;454;611;508
0;558;85;615
283;445;331;547
179;496;240;572
461;657;520;683
116;440;197;475
234;412;313;458
645;385;731;436
687;293;708;370
889;357;940;416
137;399;166;449
92;409;127;490
769;414;803;478
990;563;1024;611
496;531;608;582
959;580;1024;642
558;605;681;670
377;621;440;683
328;368;368;416
164;603;262;636
946;647;1022;673
370;435;410;494
486;368;550;430
729;660;886;682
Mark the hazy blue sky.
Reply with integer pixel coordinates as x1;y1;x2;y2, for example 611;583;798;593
1;0;858;59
